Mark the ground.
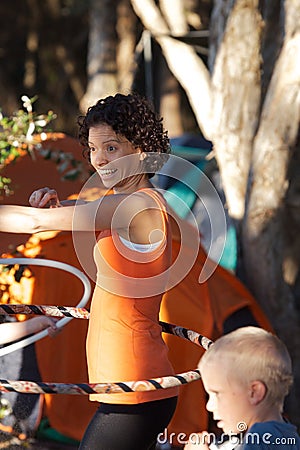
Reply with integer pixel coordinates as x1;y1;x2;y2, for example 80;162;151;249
0;433;78;450
0;434;172;449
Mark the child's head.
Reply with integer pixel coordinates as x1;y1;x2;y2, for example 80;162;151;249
198;326;293;434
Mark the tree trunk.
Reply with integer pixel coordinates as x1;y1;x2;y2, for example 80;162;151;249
210;0;263;220
243;0;300;423
132;0;300;427
80;0;119;111
116;0;137;92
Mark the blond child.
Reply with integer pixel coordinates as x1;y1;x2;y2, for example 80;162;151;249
184;326;300;449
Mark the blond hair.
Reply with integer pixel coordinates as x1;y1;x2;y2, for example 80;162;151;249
199;326;293;411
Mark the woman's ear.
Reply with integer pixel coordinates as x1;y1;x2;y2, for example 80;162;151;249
248;380;267;405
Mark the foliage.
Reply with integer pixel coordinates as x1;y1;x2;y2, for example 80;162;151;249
0;95;55;194
0;96;89;196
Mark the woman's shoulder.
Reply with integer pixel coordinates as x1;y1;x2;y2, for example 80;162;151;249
134;188;166;209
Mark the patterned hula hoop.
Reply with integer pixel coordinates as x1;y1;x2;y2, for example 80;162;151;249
0;258;213;394
0;258;91;357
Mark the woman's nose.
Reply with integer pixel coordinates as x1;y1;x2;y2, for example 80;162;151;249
92;149;108;166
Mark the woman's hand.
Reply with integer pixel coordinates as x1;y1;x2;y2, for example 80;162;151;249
29;187;61;208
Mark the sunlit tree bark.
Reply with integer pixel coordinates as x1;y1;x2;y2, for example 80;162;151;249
131;0;300;426
243;0;300;417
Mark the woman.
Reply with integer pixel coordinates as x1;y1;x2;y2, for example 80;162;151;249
0;93;178;449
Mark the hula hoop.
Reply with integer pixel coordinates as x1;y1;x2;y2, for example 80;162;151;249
0;304;90;319
0;258;213;393
0;303;213;351
0;370;202;395
0;258;91;357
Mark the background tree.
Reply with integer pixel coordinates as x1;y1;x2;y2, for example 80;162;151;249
79;0;139;110
0;0;88;134
130;0;300;425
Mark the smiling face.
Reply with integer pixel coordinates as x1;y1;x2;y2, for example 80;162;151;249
88;124;145;191
200;358;254;435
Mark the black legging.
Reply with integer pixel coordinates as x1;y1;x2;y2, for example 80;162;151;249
79;396;177;450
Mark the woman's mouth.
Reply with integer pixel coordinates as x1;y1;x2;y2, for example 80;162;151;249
99;168;117;177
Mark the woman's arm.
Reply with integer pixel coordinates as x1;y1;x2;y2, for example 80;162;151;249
0;204;75;234
0;317;58;345
0;190;163;238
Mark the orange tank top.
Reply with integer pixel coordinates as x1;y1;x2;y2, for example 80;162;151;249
86;189;179;404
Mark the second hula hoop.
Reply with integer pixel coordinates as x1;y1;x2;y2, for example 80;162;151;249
0;258;91;357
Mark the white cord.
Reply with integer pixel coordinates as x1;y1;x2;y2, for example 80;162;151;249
0;258;91;357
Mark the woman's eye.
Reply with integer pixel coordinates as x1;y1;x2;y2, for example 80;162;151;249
107;145;116;152
89;146;96;152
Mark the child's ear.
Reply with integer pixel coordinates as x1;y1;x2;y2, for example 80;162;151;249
248;380;267;405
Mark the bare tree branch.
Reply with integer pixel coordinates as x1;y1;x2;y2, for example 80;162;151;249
131;0;213;136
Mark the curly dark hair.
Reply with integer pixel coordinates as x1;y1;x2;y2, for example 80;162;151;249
77;92;170;174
